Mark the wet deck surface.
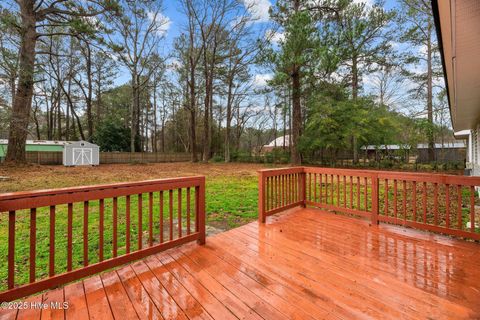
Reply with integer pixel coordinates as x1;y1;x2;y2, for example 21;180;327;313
2;208;480;319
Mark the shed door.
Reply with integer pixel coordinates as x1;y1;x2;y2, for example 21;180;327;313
73;148;92;165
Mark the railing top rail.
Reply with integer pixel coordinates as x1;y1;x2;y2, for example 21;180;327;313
0;176;205;201
258;167;305;177
262;166;480;186
0;176;205;212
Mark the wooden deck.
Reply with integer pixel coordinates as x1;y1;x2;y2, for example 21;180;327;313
2;208;480;320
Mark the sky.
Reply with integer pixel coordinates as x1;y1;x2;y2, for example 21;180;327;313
114;0;445;122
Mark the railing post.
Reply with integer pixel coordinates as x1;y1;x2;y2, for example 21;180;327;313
197;176;206;244
258;171;266;223
371;173;379;225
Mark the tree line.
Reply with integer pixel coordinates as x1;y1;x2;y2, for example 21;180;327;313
0;0;449;165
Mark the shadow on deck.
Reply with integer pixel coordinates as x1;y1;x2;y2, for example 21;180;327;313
2;207;480;320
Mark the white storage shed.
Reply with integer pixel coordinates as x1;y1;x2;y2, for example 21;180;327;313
63;141;100;166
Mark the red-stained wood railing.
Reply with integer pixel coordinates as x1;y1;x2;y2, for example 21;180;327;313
0;176;206;302
258;167;306;223
259;167;480;241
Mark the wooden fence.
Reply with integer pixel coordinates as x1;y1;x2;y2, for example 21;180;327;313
259;167;480;241
22;151;191;165
0;176;205;301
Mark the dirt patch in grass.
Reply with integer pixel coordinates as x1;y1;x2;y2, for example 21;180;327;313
0;162;272;192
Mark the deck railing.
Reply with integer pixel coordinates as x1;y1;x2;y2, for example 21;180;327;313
0;176;206;302
259;167;480;241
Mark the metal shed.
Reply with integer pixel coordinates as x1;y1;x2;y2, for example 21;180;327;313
63;141;99;166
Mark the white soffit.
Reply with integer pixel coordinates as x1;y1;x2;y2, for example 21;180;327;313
437;0;480;130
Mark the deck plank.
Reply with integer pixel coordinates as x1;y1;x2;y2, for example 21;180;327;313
41;287;65;320
83;275;114;320
116;265;164;320
155;253;238;320
100;270;139;320
130;261;189;320
143;255;213;320
64;281;89;320
16;293;42;320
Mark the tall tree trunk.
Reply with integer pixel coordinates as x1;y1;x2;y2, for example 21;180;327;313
426;22;435;162
85;42;94;139
290;66;302;165
224;78;233;162
189;58;198;162
131;71;139;153
351;55;359;164
6;0;37;163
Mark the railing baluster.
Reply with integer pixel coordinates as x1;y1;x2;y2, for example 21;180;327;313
83;201;89;266
356;177;360;209
291;174;294;203
363;177;367;211
457;185;462;230
434;183;439;225
384;179;389;216
138;194;143;250
325;174;328;204
331;174;334;204
393;180;398;220
194;186;199;232
266;178;270;211
99;199;104;262
308;173;312;201
285;175;289;205
319;174;323;204
470;186;475;233
403;180;407;221
349;176;353;208
337;175;340;206
160;191;164;243
422;182;427;223
113;197;118;257
30;208;37;282
313;174;317;203
49;205;55;276
8;211;15;289
169;190;173;241
343;176;346;208
412;182;417;222
187;187;191;235
178;188;182;238
126;195;131;254
149;192;153;246
67;204;73;271
446;184;450;229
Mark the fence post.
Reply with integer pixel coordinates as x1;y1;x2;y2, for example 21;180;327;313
371;173;379;225
258;171;266;223
197;176;206;244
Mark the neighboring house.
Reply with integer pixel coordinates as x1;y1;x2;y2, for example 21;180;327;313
361;143;466;163
433;1;480;175
0;140;69;161
416;142;466;163
261;135;291;154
